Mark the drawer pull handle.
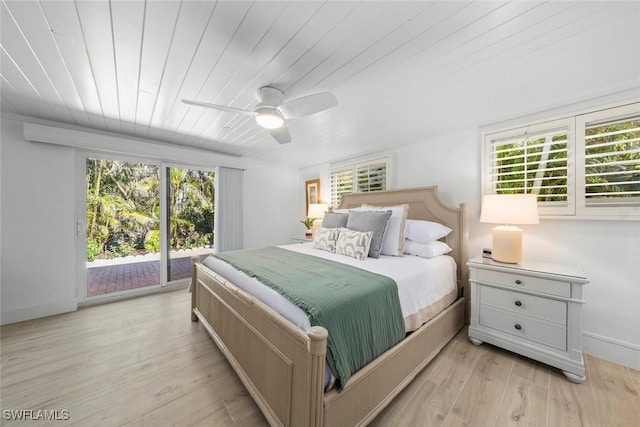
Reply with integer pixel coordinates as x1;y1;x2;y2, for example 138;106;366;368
515;279;522;285
514;324;522;330
515;300;522;307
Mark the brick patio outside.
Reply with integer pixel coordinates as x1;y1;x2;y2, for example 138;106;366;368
87;250;212;297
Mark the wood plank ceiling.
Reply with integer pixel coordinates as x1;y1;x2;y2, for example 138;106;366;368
1;1;639;167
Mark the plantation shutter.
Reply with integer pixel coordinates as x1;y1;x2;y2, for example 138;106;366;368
355;158;389;193
583;115;640;206
484;118;574;215
329;157;390;208
329;167;354;209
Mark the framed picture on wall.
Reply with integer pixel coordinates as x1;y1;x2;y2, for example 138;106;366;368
305;179;320;215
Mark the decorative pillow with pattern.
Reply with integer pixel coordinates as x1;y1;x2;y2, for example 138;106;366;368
313;227;341;252
335;228;373;261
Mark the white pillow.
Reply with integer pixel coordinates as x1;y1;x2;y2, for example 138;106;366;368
331;208;351;214
335;228;372;261
403;239;452;258
360;204;409;256
404;219;452;243
313;227;340;252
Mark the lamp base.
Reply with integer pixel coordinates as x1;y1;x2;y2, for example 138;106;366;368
491;226;522;264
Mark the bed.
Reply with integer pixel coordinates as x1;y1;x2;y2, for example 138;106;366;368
190;186;468;426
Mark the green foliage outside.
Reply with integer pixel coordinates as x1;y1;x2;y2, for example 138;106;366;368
86;159;215;261
144;229;160;253
494;117;639;203
494;133;568;202
584;119;640;200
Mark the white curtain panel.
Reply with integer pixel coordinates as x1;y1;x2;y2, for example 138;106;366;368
214;166;244;252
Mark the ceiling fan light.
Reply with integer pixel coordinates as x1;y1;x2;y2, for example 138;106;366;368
255;107;284;129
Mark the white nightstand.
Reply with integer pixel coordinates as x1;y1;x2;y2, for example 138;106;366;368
291;235;313;243
467;256;589;383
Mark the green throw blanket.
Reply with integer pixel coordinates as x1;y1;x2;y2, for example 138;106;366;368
214;246;405;390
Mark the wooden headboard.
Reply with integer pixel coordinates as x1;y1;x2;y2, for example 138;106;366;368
339;186;469;288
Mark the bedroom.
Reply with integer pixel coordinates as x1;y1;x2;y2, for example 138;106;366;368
1;1;639;425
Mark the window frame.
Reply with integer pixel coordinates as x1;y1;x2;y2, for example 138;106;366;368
482;101;640;220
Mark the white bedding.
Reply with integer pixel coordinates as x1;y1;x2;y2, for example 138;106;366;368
201;242;457;332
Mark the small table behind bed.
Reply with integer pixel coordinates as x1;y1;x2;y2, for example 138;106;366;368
190;186;468;427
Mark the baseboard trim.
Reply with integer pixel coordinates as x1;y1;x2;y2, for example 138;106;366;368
1;297;78;325
583;331;640;370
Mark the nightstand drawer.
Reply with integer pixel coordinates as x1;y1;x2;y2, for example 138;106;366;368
480;286;567;324
477;269;570;298
480;306;567;350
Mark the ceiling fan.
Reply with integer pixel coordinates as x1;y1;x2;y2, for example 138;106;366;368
182;86;338;144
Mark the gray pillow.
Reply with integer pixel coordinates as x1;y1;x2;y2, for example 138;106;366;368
322;212;349;228
345;210;392;258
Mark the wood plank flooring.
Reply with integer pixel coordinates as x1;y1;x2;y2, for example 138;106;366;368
1;290;638;426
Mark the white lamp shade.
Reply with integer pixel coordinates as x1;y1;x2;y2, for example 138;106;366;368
255;107;284;129
480;194;539;225
307;203;328;219
480;194;539;264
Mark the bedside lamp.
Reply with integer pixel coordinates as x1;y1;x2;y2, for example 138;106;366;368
480;194;539;264
307;203;328;236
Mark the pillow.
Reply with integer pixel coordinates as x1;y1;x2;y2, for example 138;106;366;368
313;227;340;252
335;228;372;261
332;208;350;214
361;204;409;256
321;212;348;229
403;239;453;258
345;210;392;258
404;219;452;243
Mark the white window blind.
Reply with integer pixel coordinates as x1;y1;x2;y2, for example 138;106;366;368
484;119;574;215
329;168;354;209
483;101;640;219
329;157;390;208
583;116;640;205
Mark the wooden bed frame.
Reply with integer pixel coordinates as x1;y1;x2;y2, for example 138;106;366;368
190;186;468;426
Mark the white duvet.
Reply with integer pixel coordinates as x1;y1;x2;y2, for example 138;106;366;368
202;242;457;332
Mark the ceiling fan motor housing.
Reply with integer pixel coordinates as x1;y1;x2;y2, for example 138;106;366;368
256;86;285;109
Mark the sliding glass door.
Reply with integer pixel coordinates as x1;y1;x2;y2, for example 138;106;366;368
81;156;215;301
84;157;161;297
165;166;215;282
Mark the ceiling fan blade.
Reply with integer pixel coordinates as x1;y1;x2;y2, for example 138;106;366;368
181;99;254;115
268;125;292;144
279;91;338;119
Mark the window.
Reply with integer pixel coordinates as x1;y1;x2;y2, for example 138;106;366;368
329;157;390;208
483;102;640;219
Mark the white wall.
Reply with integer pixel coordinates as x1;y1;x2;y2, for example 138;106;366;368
1;117;77;323
244;159;302;249
0;116;300;324
300;115;640;371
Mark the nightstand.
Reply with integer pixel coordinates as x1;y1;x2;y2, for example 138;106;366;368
291;235;313;243
467;256;589;383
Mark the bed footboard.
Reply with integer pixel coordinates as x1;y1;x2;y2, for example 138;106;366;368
191;259;327;427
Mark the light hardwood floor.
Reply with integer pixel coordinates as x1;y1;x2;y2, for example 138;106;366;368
1;290;638;426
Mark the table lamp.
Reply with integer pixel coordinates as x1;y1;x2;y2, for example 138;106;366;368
307;203;328;236
480;194;539;263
